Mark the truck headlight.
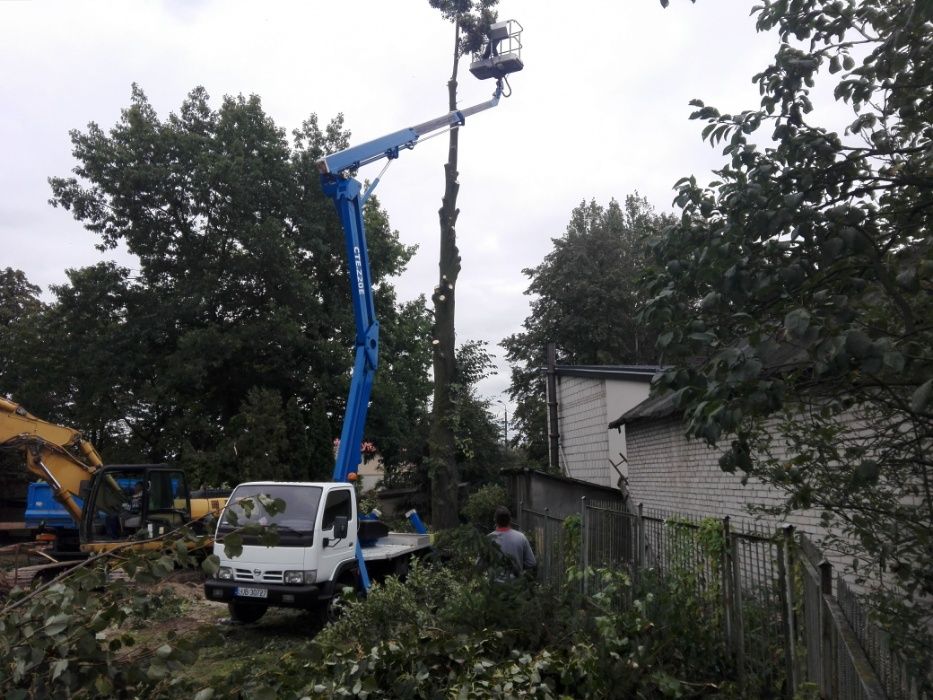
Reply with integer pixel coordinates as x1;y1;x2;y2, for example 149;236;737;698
217;567;233;581
284;570;316;585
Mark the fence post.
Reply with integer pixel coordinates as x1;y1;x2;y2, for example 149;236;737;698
544;506;551;584
721;516;733;651
580;496;588;596
730;532;746;694
636;502;645;575
777;524;797;699
819;559;836;699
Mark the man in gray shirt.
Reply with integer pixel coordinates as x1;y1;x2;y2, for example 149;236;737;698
488;506;536;577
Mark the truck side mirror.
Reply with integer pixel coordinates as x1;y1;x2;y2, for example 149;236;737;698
333;515;349;540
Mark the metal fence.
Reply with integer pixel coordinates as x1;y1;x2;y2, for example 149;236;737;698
835;579;923;700
516;497;925;700
797;536;928;700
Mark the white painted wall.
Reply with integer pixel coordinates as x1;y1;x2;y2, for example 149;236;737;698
357;455;383;494
550;374;653;488
624;415;832;538
554;376;610;486
605;379;652;479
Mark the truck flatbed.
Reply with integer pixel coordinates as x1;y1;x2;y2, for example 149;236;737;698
361;532;431;561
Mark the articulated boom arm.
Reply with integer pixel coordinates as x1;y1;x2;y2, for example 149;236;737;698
0;396;104;524
316;86;502;177
321;84;505;485
324;175;380;484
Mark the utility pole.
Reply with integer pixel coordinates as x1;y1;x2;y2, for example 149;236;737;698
496;399;509;446
546;342;560;473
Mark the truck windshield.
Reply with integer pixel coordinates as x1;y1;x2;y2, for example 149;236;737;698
219;485;323;535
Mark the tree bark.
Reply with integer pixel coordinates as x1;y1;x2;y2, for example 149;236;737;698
429;20;463;530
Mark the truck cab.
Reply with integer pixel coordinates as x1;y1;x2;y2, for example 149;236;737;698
204;481;361;623
204;481;430;623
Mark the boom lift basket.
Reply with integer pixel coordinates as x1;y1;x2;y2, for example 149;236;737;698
469;19;524;81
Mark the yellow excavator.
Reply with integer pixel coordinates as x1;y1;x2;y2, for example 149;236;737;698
0;396;226;556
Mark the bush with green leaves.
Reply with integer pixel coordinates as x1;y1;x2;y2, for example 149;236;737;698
198;527;744;699
647;0;933;674
3;517;753;698
0;496;284;698
461;483;508;530
0;528;216;698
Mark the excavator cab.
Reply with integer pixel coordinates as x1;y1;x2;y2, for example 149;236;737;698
80;465;193;549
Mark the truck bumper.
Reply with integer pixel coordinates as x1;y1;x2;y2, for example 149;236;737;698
204;580;322;609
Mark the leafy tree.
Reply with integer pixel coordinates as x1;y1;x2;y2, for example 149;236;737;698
647;0;933;673
291;395;334;482
451;339;504;484
367;296;433;480
426;0;498;528
0;268;42;335
0;268;45;486
379;339;506;496
461;481;507;528
3;85;430;486
0;269;44;411
502;195;671;463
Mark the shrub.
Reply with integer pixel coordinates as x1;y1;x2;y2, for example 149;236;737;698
461;483;508;530
214;534;742;699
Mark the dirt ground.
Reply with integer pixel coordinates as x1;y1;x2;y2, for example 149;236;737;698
0;556;326;690
130;570;325;689
146;569;324;634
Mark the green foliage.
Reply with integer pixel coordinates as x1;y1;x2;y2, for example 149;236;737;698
649;0;933;674
0;518;753;697
561;513;582;570
461;482;507;528
392;339;506;495
217;493;286;558
427;0;499;57
368;296;433;477
0;527;212;698
2;86;433;486
200;540;739;699
451;340;505;483
0;268;42;333
502;195;672;463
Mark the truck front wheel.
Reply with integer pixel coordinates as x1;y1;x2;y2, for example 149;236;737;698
228;601;267;624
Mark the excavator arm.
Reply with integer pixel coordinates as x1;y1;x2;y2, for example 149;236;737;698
0;396;106;525
2;396;226;559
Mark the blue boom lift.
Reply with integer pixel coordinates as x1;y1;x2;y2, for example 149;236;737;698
318;20;523;590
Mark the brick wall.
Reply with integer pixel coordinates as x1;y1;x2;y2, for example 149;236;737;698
555;376;611;487
625;415;827;538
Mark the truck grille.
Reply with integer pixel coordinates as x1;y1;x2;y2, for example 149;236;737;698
233;568;284;583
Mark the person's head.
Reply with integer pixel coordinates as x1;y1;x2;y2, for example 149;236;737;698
494;506;511;528
133;482;143;494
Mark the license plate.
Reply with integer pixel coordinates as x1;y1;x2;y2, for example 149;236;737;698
235;586;268;599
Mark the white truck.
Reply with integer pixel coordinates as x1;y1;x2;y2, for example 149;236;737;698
203;481;431;623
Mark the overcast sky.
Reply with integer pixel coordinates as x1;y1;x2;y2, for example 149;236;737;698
1;0;781;408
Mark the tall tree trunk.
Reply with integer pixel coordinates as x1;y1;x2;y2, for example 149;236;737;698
429;20;462;529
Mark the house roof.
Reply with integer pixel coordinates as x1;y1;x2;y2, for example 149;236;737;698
607;342;810;429
500;467;626;498
554;364;660;383
608;391;679;429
